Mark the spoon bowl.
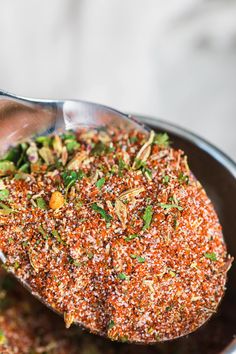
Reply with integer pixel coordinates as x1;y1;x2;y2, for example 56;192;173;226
0;91;233;346
0;90;146;157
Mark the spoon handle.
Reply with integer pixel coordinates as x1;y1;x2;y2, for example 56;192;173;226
0;90;146;155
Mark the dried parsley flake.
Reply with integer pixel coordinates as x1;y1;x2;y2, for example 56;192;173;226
204;252;217;261
96;177;106;189
91;203;112;222
143;205;153;230
36;197;47;210
0;189;9;201
125;234;139;241
117;273;129;280
159;203;183;211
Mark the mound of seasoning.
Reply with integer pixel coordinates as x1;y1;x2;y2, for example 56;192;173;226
0;128;232;343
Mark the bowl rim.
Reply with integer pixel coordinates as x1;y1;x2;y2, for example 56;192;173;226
136;115;236;178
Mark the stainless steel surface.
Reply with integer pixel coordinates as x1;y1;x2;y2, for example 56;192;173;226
221;339;236;354
0;90;146;156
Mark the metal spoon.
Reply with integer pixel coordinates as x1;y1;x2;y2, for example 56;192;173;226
0;89;146;156
0;90;228;344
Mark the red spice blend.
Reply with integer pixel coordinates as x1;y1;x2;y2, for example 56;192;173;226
0;128;232;343
0;270;81;354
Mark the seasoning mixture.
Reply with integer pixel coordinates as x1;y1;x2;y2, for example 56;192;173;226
0;269;80;354
0;128;232;343
0;269;235;354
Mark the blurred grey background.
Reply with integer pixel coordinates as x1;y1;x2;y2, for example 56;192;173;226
0;0;235;160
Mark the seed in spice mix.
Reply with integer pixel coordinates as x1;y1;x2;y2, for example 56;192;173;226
0;128;232;344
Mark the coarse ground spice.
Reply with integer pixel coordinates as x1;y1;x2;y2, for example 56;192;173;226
0;269;80;354
0;128;232;343
0;269;235;354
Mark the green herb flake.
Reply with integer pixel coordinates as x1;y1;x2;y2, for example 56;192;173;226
143;167;152;180
129;136;138;144
77;169;85;180
154;133;170;147
66;140;80;153
75;201;84;210
0;329;6;345
2;146;21;163
159;203;183;211
35;136;52;147
130;254;137;259
125;234;139;241
91;141;107;156
118;158;126;176
51;230;59;238
91;141;115;156
0;161;15;177
110;166;117;175
62;170;77;187
142;205;153;230
62;169;84;188
162;175;170;184
14;173;26;180
51;230;65;245
68;256;80;266
166;305;173;312
130;254;145;263
173;218;179;229
36;197;47;210
91;203;112;222
96;177;106;189
204;252;217;261
148;327;154;334
178;172;189;184
0;202;17;215
61;132;77;141
108;320;115;330
108;145;115;153
134;158;146;170
72;260;81;267
68;256;76;265
38;225;49;240
14;261;20;270
18;162;30;173
16;143;28;169
117;273;129;281
0;189;9;201
87;252;94;260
